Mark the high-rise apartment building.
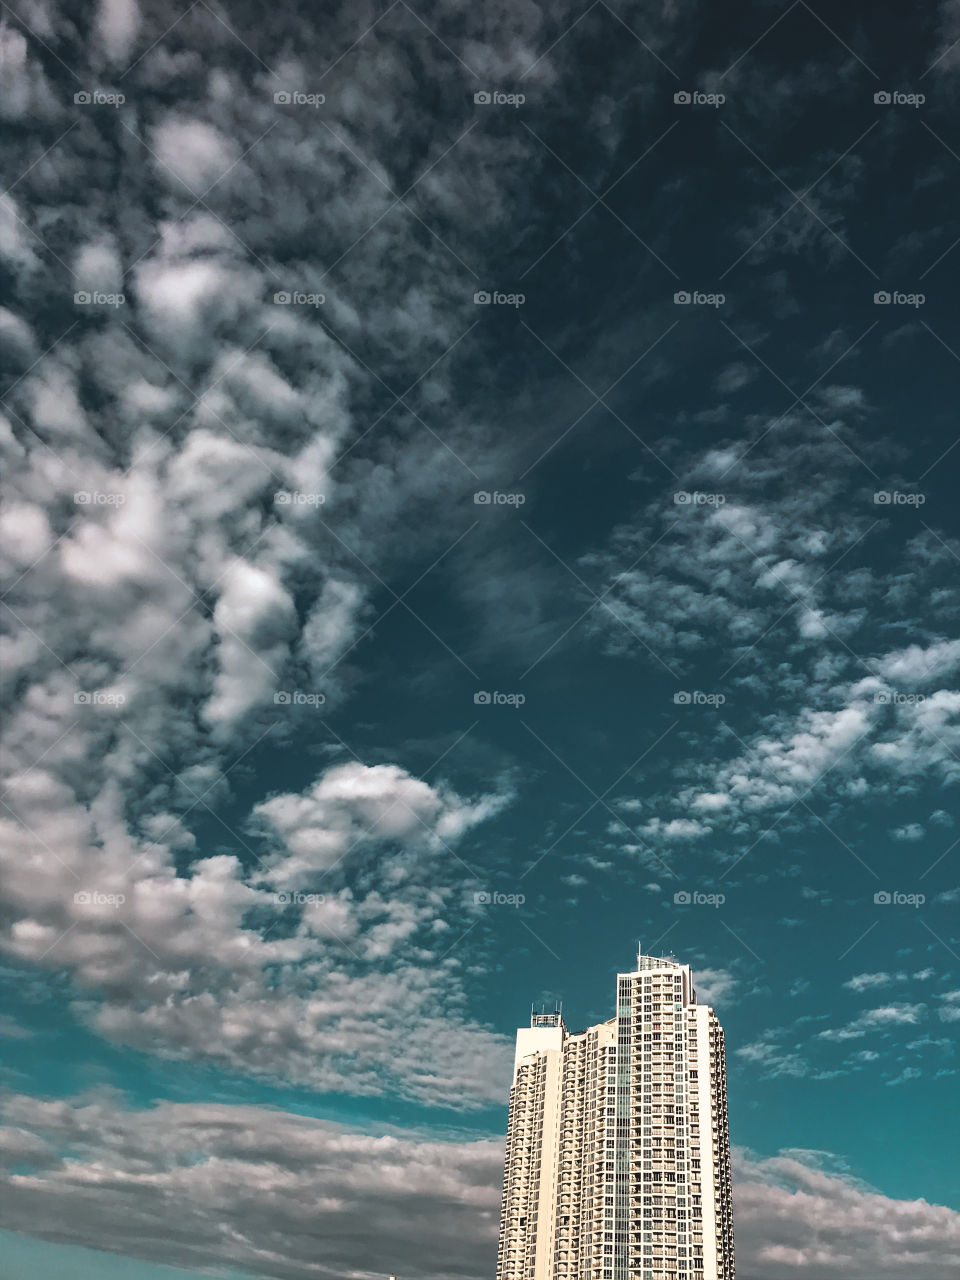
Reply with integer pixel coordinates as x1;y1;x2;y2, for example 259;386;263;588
496;948;734;1280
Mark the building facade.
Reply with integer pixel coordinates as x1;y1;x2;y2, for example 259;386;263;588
496;949;734;1280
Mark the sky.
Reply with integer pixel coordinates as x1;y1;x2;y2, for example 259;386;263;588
1;0;959;1277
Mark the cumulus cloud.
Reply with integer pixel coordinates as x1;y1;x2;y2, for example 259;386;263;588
693;967;738;1006
819;1004;926;1042
733;1148;960;1279
93;0;142;64
254;761;512;883
0;756;512;1106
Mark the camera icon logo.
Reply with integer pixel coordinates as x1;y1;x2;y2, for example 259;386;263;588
673;691;691;704
873;491;891;504
74;491;92;504
474;691;492;704
674;890;691;904
474;491;492;504
674;91;691;104
874;91;891;104
874;890;891;904
474;91;491;105
274;291;291;304
874;291;891;304
474;291;491;304
474;890;492;903
274;691;292;704
73;890;92;904
274;91;292;104
74;291;91;305
274;491;292;504
74;691;92;704
74;91;92;104
673;291;691;304
673;491;691;504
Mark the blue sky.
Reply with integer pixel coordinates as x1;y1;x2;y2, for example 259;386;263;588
1;0;959;1276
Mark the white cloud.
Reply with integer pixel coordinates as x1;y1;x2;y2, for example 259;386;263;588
694;968;738;1007
890;822;925;841
0;760;513;1107
736;1038;808;1078
844;972;897;992
876;639;960;686
151;116;241;194
254;761;512;884
93;0;142;64
734;1147;960;1279
819;1004;926;1041
204;559;297;727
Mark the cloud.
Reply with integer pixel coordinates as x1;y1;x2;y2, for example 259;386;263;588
2;1;556;1117
254;761;513;883
0;1093;503;1280
736;1038;808;1079
844;972;897;992
0;760;513;1108
93;0;142;64
694;967;738;1006
639;816;708;840
733;1147;960;1279
844;970;938;993
890;822;925;841
151;116;242;194
715;362;758;394
819;1004;926;1042
876;639;960;686
4;1096;959;1280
